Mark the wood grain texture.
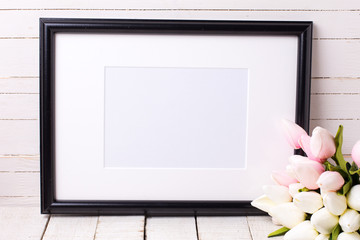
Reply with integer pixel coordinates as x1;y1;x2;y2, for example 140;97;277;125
197;217;252;240
0;78;39;93
0;172;39;196
0;120;39;155
95;216;145;240
311;94;360;119
0;207;49;240
0;10;359;38
146;217;198;240
312;78;360;94
1;0;359;10
0;156;39;171
0;39;38;78
247;216;282;240
0;196;40;206
312;40;360;78
0;94;38;119
43;216;98;240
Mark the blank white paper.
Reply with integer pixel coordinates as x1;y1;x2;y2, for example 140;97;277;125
104;67;248;168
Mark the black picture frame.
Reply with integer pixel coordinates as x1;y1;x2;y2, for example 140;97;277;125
40;18;312;215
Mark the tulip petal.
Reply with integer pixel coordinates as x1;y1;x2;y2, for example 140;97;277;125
338;232;360;240
251;194;277;214
263;185;292;204
272;171;298;187
316;171;345;192
310;127;336;160
315;234;330;240
269;202;306;229
339;209;360;233
284;221;319;240
281;119;308;149
293;191;323;214
311;208;339;234
290;155;325;190
299;134;323;163
347;184;360;211
289;183;305;198
323;192;347;216
352;140;360;168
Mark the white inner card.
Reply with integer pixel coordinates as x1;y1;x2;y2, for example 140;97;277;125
54;33;297;201
104;67;248;168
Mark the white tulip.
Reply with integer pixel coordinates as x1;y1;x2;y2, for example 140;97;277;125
311;208;339;234
251;195;276;213
338;232;360;240
323;192;347;215
293;191;323;214
263;185;292;204
272;217;282;226
339;209;360;233
284;221;319;240
347;184;360;211
269;202;306;229
289;183;305;198
315;234;330;240
286;164;298;178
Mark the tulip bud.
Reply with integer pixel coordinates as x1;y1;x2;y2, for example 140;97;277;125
338;232;360;240
272;171;298;187
286;164;298;178
284;221;319;240
299;134;323;163
311;208;339;234
347;184;360;211
352;140;360;168
310;127;336;160
315;234;330;240
289;183;305;198
272;217;282;226
269;202;306;229
263;185;292;204
251;195;276;214
316;171;345;192
293;191;323;214
339;209;360;233
323;192;347;216
290;155;325;190
281;119;308;149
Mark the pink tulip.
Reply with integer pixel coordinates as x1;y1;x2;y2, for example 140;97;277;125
352;140;360;167
289;155;325;190
298;134;323;163
316;171;345;191
310;127;336;160
271;170;299;187
281;119;307;149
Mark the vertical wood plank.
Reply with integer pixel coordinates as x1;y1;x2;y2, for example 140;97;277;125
0;207;49;240
146;217;198;240
94;216;145;240
247;216;282;240
42;216;98;240
197;217;252;240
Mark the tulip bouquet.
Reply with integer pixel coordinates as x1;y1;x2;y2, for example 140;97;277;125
251;120;360;240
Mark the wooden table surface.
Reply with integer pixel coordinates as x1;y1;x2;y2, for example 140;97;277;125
0;207;283;240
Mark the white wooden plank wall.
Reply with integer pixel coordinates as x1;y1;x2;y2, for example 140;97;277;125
0;0;359;230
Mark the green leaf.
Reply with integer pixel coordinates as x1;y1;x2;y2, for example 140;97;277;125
299;187;310;192
333;125;347;171
350;161;360;175
329;224;341;240
333;125;353;195
268;227;290;238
